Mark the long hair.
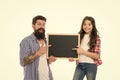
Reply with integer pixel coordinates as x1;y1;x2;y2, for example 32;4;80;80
79;16;99;50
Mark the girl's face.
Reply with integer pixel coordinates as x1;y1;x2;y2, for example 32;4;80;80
83;20;93;34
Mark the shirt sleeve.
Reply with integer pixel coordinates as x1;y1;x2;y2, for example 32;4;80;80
19;39;31;67
94;36;101;54
94;36;102;65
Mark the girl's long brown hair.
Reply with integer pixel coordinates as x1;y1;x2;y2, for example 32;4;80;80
79;16;99;50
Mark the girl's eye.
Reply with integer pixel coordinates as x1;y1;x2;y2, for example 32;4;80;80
88;24;91;26
83;24;86;26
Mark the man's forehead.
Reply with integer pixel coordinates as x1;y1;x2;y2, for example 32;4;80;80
36;20;46;23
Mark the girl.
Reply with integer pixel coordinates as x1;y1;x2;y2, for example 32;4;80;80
69;16;102;80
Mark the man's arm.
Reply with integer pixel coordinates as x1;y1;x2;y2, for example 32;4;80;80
23;52;38;66
23;46;47;66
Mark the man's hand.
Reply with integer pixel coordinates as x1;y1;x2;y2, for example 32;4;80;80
48;56;56;64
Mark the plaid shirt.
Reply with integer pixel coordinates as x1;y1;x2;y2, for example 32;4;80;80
76;35;102;66
91;36;102;66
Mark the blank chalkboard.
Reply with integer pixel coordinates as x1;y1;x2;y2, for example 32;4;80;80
47;34;80;59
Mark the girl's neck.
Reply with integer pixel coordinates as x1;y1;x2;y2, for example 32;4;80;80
85;33;90;36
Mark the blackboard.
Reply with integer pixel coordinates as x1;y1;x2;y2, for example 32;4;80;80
47;34;80;59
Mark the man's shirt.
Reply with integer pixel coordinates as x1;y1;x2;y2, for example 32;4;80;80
20;33;53;80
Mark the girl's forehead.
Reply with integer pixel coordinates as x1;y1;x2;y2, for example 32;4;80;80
84;20;91;23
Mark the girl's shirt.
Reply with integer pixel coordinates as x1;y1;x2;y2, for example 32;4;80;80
78;34;102;65
79;34;94;63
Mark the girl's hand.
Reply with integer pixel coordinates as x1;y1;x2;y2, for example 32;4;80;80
72;46;85;55
68;57;75;62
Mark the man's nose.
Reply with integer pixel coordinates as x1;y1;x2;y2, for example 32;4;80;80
40;25;45;28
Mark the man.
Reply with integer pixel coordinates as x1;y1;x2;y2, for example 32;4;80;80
20;15;56;80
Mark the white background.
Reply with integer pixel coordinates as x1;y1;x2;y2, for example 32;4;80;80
0;0;120;80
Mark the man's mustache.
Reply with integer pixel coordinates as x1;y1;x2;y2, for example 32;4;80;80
34;28;45;40
36;28;45;32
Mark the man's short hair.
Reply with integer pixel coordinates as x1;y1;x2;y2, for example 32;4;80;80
32;15;46;25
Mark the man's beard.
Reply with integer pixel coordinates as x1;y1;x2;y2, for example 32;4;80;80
34;28;45;40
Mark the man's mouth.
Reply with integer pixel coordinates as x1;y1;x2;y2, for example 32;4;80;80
38;28;44;33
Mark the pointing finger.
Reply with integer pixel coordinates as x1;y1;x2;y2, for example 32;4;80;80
72;48;77;50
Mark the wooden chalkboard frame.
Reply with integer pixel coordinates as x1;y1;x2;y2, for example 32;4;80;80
47;34;80;59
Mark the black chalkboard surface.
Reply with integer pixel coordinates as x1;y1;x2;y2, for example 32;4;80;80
47;34;80;59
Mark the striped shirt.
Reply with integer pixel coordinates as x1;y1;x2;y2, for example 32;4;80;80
19;33;53;80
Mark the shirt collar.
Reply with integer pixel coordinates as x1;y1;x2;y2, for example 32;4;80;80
30;33;37;41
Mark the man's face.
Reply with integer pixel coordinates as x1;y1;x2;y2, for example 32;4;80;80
34;28;45;40
33;20;46;40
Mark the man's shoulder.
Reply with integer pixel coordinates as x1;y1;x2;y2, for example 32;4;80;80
21;34;36;43
22;34;32;41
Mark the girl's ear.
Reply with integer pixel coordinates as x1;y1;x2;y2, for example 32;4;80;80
32;24;35;29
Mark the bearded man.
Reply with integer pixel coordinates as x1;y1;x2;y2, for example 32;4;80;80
20;15;56;80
